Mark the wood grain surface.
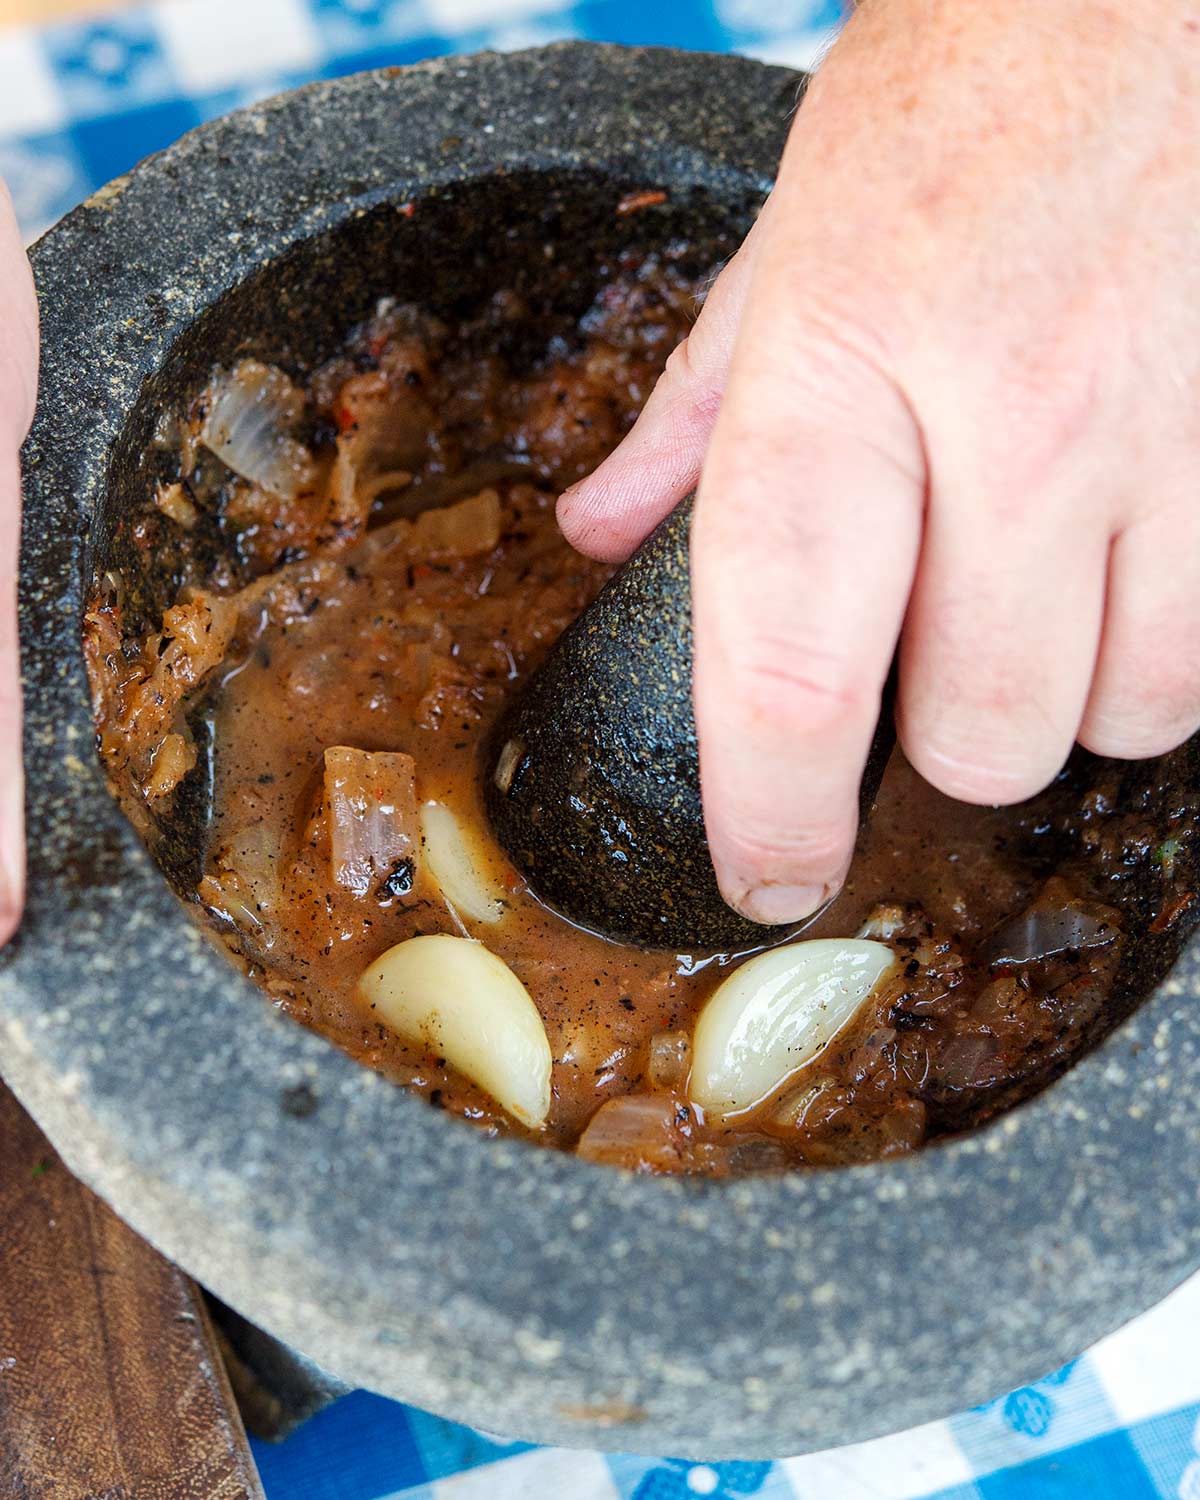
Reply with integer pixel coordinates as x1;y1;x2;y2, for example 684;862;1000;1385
1;0;284;1484
0;1083;265;1500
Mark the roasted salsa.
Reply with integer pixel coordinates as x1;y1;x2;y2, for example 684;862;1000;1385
85;254;1200;1174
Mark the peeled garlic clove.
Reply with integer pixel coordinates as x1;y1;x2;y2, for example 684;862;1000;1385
360;934;552;1128
690;939;897;1116
421;800;506;924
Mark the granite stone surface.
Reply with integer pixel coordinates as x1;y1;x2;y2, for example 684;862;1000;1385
3;44;1199;1459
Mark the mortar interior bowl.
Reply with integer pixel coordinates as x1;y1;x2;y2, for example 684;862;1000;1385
4;43;1200;1460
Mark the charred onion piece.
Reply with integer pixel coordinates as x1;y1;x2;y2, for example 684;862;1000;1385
985;884;1120;969
325;747;418;897
201;360;316;500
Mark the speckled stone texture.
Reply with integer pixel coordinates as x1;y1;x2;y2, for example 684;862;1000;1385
486;494;893;949
3;45;1199;1460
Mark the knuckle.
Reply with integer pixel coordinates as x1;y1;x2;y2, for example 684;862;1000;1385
654;336;723;427
735;644;874;739
661;335;698;392
761;314;907;436
663;334;699;384
1000;363;1101;467
709;352;921;501
786;314;895;402
964;319;1114;507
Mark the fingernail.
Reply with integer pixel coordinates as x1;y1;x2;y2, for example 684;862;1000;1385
737;883;832;926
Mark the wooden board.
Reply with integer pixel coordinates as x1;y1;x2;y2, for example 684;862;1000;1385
0;1083;266;1500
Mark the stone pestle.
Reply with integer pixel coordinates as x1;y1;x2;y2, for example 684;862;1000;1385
485;494;894;951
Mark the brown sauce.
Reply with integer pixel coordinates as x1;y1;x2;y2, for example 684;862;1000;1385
85;255;1200;1174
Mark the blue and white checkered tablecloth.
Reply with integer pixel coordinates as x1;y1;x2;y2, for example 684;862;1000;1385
3;1;1199;1495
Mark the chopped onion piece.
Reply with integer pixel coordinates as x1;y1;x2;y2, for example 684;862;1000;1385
857;903;908;941
937;1033;1003;1092
690;939;897;1116
328;369;426;518
493;737;525;795
197;872;263;934
409;488;502;558
647;1031;691;1091
201;821;280;935
324;747;418;897
576;1095;688;1172
358;468;415;508
984;900;1119;969
772;1078;835;1130
421;800;506;924
154;481;198;529
359;934;551;1128
143;730;196;801
161;591;238;687
202;360;316;500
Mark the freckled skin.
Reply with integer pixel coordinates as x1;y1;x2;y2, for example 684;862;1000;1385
558;0;1200;927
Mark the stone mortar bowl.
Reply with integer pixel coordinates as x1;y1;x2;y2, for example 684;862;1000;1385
3;43;1199;1460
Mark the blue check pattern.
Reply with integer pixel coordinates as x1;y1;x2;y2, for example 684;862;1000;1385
3;1;1199;1495
0;0;844;242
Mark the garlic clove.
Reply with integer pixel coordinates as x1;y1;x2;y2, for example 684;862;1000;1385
420;800;506;924
359;934;551;1128
690;939;897;1116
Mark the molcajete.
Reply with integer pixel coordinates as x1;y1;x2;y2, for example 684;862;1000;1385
2;45;1199;1460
